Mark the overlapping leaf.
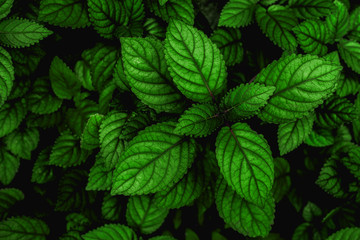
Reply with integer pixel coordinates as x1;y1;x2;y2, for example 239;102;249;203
126;195;169;234
4;127;39;160
215;122;274;207
345;146;360;181
0;216;49;240
148;0;194;25
272;157;291;202
101;194;122;221
336;74;360;97
218;0;258;28
0;18;53;48
326;0;349;41
0;100;26;138
304;127;335;147
0;0;13;20
121;37;184;113
111;121;196;195
255;5;298;51
82;224;137;240
9;45;45;77
31;147;54;184
0;146;19;185
38;0;90;28
215;176;275;237
86;154;113;191
289;0;334;19
302;201;322;222
327;228;360;240
165;20;227;102
81;113;104;150
0;46;14;107
338;39;360;74
0;188;24;213
254;54;341;123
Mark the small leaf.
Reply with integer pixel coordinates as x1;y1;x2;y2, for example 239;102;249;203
255;5;298;52
215;122;274;207
218;0;259;28
101;194;122;221
289;0;334;19
215;176;275;237
111;122;196;195
221;82;276;121
31;147;54;184
272;157;291;203
148;0;194;25
304;127;335;147
86;154;113;191
277;113;314;155
5;127;39;160
81;113;104;150
335;74;360;97
338;39;360;74
0;100;26;138
0;216;49;240
165;19;227;102
113;57;130;92
175;103;223;137
82;224;137;240
327;228;360;240
126;195;169;234
38;0;90;28
326;0;349;41
49;56;81;100
345;146;360;181
8;45;45;77
0;18;53;48
0;0;13;20
0;46;14;107
303;201;322;222
0;188;24;213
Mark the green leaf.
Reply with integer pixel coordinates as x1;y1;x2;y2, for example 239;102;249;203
126;195;169;234
165;20;227;102
210;28;243;66
327;228;360;240
87;0;127;39
143;18;166;39
293;19;330;56
4;127;39;160
0;188;24;213
326;0;349;41
221;82;276;121
0;0;13;20
121;37;185;113
0;100;26;138
289;0;334;19
8;45;45;77
345;146;360;181
215;176;275;237
255;5;298;52
111;121;196;195
255;54;341;123
75;60;94;91
304;127;335;147
49;130;90;168
0;18;53;48
335;74;360;97
218;0;258;28
113;58;130;92
315;95;357;128
27;77;62;114
174;103;223;137
82;224;137;240
338;39;360;74
215;122;274;207
277;113;315;155
348;7;360;41
303;201;322;222
316;158;346;198
101;194;122;221
148;0;194;25
86;154;113;191
38;0;90;28
81;113;104;150
49;56;81;100
0;46;14;107
0;216;49;240
31;147;54;184
272;157;291;203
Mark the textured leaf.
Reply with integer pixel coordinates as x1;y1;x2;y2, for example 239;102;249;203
0;18;52;48
316;95;357;128
304;127;335;147
211;28;243;66
112;122;196;195
289;0;334;19
215;176;275;237
255;5;298;51
49;130;90;168
0;0;13;20
82;224;137;240
277;113;314;156
327;228;360;240
126;195;169;234
0;46;14;107
121;37;184;113
218;0;258;28
303;201;322;222
31;147;54;184
4;127;39;160
335;74;360;97
0;100;26;138
316;159;346;198
86;154;113;191
75;60;94;91
8;45;45;77
101;194;122;221
272;157;291;203
143;18;166;39
115;0;145;37
49;56;81;99
293;19;330;56
0;216;49;240
87;0;127;39
338;39;360;74
215;122;274;207
0;188;24;213
38;0;90;28
113;58;130;92
348;7;360;41
148;0;194;25
221;82;275;121
165;20;227;102
326;0;349;41
174;103;223;137
81;113;104;150
345;146;360;181
254;54;341;123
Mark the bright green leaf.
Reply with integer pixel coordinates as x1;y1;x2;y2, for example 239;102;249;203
5;127;39;160
327;228;360;240
326;0;349;41
218;0;258;28
0;46;14;107
86;154;113;191
82;224;137;240
338;39;360;74
148;0;194;25
81;113;104;150
289;0;334;19
304;127;335;147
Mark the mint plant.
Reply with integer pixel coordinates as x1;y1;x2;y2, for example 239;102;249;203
1;0;360;239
